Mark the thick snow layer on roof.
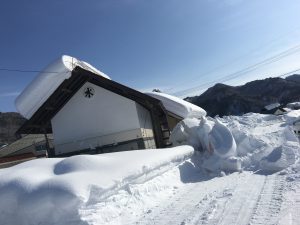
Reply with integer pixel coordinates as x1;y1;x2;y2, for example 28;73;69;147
0;146;193;225
15;55;110;119
145;91;206;119
264;102;280;110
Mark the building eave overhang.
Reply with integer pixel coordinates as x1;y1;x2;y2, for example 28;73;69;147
17;67;168;136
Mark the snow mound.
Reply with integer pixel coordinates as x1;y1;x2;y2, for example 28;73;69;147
221;113;300;173
209;119;237;158
0;146;193;225
170;112;300;173
145;91;206;119
284;109;300;124
170;117;239;172
15;55;110;119
286;102;300;110
171;118;236;158
260;142;297;173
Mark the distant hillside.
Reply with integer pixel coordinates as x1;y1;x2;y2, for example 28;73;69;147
285;74;300;83
185;75;300;117
0;112;25;146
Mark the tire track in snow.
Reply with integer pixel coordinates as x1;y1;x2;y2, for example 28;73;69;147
134;181;208;225
133;173;242;225
186;172;266;225
278;173;300;225
249;174;285;225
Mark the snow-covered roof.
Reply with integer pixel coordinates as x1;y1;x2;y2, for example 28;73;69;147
145;91;206;119
264;102;280;111
15;55;110;119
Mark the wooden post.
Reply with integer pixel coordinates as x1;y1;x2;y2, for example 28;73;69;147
43;128;53;157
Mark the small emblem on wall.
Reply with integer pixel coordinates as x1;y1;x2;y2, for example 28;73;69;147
83;87;95;98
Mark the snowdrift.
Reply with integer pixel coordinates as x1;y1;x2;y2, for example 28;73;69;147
0;146;193;225
15;55;110;119
145;91;206;119
1;104;300;225
170;112;300;173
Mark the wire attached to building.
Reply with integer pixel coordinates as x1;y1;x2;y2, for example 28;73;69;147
0;68;60;74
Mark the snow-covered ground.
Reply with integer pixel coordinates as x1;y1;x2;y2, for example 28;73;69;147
1;111;300;225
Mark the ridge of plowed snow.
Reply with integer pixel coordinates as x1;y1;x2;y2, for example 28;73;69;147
0;146;193;225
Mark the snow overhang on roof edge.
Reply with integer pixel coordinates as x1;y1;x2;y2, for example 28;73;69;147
145;91;207;119
15;55;110;119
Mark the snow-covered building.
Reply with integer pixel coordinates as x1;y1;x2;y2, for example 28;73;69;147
261;102;287;115
16;55;206;156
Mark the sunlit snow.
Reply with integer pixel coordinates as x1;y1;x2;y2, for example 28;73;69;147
1;110;300;225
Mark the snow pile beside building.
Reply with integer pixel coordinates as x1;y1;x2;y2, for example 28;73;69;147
15;55;110;119
146;91;206;119
0;146;193;225
170;117;240;172
170;113;300;173
286;102;300;110
283;109;300;124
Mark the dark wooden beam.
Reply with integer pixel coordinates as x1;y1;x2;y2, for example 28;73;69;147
61;88;72;93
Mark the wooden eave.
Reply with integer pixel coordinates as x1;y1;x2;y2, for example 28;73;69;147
16;67;169;148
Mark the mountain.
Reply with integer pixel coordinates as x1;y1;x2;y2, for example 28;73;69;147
285;74;300;83
0;112;26;146
185;75;300;117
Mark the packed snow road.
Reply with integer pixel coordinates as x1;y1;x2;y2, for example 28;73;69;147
79;157;299;225
128;172;286;225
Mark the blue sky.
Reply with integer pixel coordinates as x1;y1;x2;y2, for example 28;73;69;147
1;0;300;112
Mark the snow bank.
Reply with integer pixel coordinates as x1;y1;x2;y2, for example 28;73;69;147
170;112;300;173
0;146;193;225
284;109;300;124
15;55;110;119
259;142;297;173
286;102;300;110
170;117;239;172
145;91;206;119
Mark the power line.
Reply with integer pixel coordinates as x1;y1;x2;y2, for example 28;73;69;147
175;66;300;98
164;26;300;92
0;60;76;74
172;44;300;97
277;67;300;78
0;68;59;74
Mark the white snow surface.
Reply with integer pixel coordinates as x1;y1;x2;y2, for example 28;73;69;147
0;146;192;225
145;91;206;119
15;55;110;119
170;112;300;173
286;102;300;109
264;102;280;110
1;111;300;225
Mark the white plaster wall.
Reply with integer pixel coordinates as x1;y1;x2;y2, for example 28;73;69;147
51;82;141;149
136;103;153;130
